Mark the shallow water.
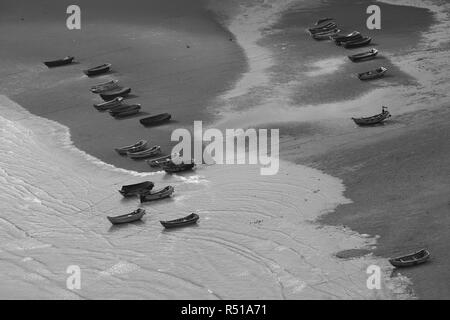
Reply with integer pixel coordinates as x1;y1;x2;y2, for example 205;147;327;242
0;95;409;299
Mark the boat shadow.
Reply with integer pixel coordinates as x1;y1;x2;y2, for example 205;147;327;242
46;61;81;68
113;111;150;120
140;119;176;128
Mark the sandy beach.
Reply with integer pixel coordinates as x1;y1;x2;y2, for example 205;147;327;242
1;0;449;299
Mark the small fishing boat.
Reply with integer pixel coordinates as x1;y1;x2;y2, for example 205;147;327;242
139;113;171;126
348;48;378;62
160;213;199;229
107;208;146;225
100;87;131;101
308;22;337;34
90;80;119;93
358;67;387;80
333;31;362;45
93;97;124;111
315;17;334;25
389;249;430;268
344;37;372;48
162;161;196;173
128;146;162;160
44;56;74;67
352;106;391;126
119;181;154;197
109;104;141;118
84;63;111;76
312;29;341;40
115;140;148;155
140;186;175;202
146;154;174;167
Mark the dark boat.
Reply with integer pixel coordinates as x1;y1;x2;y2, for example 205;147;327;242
84;63;111;76
128;145;162;160
146;154;175;167
93;97;123;111
160;213;199;229
389;249;430;268
315;17;334;25
352;106;391;126
139;113;171;126
358;67;387;80
115;140;148;155
107;208;146;225
100;87;131;101
119;181;154;197
162;160;196;173
333;31;362;45
308;21;337;32
348;48;378;62
44;56;74;67
312;29;340;40
140;186;174;202
91;80;119;93
109;104;141;118
344;37;372;48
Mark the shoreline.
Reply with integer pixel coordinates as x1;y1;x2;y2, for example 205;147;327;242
0;94;410;299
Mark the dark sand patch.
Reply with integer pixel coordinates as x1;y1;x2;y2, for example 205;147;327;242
335;249;373;259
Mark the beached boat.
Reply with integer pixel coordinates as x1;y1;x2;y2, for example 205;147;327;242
352;106;391;126
333;31;362;45
315;17;334;25
389;249;430;268
109;104;141;118
358;67;387;80
344;37;372;48
139;113;171;126
309;22;338;35
128;146;162;160
118;181;154;197
312;29;341;40
140;186;174;202
162;161;196;173
44;56;74;67
100;87;131;101
90;80;119;93
160;213;199;229
93;97;124;111
115;140;148;155
348;48;378;62
146;154;175;167
107;208;146;225
84;63;111;76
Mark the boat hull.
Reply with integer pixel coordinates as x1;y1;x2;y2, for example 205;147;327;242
108;209;146;225
100;88;131;101
160;213;199;229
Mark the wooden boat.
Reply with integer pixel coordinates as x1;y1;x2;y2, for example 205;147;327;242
84;63;111;76
44;56;74;67
146;154;174;167
312;29;340;40
91;80;119;93
139;113;171;126
115;140;148;155
107;208;146;225
308;22;337;34
344;37;372;48
109;104;141;117
389;249;430;268
352;106;391;126
100;87;131;101
348;48;378;62
128;146;162;160
358;67;387;80
118;181;154;197
140;186;174;202
162;161;196;173
315;17;334;25
93;97;123;111
333;31;362;45
160;213;199;229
